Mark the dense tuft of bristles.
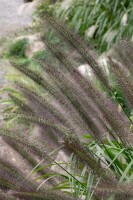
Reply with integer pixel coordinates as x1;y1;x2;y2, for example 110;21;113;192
1;17;133;199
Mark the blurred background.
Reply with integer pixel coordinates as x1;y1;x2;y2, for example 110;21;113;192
1;0;133;86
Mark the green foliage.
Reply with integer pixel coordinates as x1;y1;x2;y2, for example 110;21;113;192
6;38;28;58
86;135;133;182
33;154;96;200
33;50;47;60
35;0;56;17
36;0;133;53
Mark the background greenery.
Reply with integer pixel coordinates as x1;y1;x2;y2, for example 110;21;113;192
36;0;133;53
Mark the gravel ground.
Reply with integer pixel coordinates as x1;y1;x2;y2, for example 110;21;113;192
0;0;32;36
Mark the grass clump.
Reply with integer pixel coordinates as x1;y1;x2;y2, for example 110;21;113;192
6;38;28;58
1;17;133;200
